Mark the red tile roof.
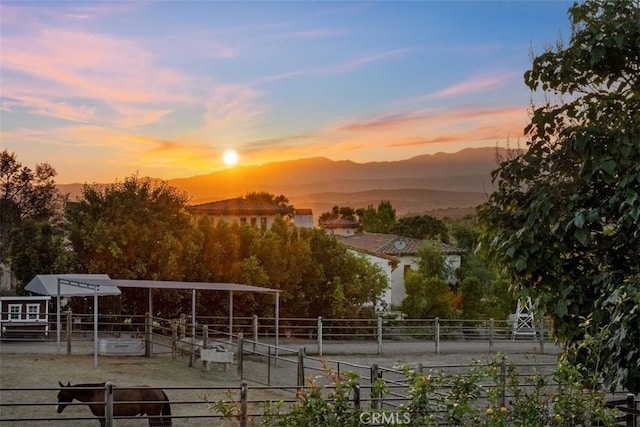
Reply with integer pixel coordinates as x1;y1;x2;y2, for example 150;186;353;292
337;232;465;256
319;217;360;229
188;198;293;215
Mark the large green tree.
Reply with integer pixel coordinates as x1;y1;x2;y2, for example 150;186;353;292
0;150;69;291
360;201;396;233
391;214;449;242
478;0;639;392
66;175;192;314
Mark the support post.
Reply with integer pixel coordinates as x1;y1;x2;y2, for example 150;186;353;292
297;347;305;388
625;394;635;427
190;290;196;368
56;278;61;353
104;382;114;427
371;364;380;410
435;317;440;354
229;290;234;342
252;315;258;353
240;382;248;427
317;316;323;356
274;292;279;358
237;333;244;379
171;320;177;359
377;317;383;354
66;310;72;355
499;358;507;408
145;312;152;357
202;325;209;372
489;318;494;352
93;287;98;369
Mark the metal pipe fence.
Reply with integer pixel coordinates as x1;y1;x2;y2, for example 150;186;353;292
1;312;553;358
2;373;637;426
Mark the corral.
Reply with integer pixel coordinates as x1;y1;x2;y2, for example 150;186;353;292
2;333;638;426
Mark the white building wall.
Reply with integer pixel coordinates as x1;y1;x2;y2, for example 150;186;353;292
294;214;314;228
348;252;463;311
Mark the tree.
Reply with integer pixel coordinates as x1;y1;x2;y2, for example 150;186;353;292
360;201;396;233
391;215;449;242
0;150;68;291
318;205;357;222
477;0;640;392
450;219;480;251
66;175;192;315
414;241;455;282
401;272;453;319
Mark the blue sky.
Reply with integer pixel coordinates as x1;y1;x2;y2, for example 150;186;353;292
0;1;573;183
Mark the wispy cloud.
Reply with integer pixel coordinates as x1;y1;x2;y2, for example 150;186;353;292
272;28;346;40
324;48;412;75
428;71;517;98
396;70;519;106
260;47;412;83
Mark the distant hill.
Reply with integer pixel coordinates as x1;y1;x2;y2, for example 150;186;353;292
58;146;508;217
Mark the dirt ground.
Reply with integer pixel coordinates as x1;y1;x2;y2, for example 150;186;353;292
0;351;294;426
0;340;562;426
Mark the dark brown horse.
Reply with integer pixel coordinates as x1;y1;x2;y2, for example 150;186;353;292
56;381;172;426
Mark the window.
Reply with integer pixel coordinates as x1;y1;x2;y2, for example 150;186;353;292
27;304;40;320
8;304;21;320
250;217;257;227
240;217;247;224
260;217;267;232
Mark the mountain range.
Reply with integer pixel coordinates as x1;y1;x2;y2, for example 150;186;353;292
58;146;509;218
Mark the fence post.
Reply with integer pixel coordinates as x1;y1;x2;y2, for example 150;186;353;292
317;316;323;357
202;325;209;372
625;394;635;427
489;318;494;352
377;317;383;355
371;364;379;410
435;318;440;354
539;320;545;353
297;347;305;388
104;382;114;427
65;310;72;355
240;382;248;427
171;320;177;359
267;345;272;386
145;312;152;357
179;313;186;339
237;333;244;379
354;383;361;410
253;315;258;353
499;358;506;408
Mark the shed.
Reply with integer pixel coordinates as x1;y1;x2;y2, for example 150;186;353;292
0;295;51;338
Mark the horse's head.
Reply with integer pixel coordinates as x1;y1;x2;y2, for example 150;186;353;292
56;381;73;413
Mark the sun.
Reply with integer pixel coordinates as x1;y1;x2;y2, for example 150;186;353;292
222;150;239;166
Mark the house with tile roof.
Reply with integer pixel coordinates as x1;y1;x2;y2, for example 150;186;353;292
318;217;360;236
187;198;313;230
336;232;465;309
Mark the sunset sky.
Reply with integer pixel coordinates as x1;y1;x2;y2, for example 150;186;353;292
1;1;572;184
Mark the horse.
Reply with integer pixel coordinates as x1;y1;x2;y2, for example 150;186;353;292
56;381;172;426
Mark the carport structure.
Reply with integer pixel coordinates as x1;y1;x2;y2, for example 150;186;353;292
25;275;280;368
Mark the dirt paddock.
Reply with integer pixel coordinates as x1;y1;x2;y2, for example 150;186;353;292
0;352;255;425
0;339;562;426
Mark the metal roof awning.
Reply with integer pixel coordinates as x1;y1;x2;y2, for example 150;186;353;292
90;279;279;294
24;274;121;297
22;275;280;369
